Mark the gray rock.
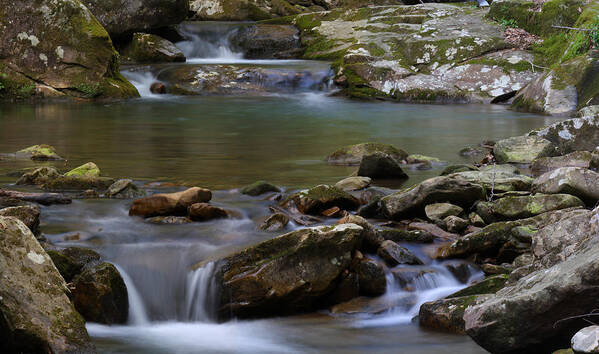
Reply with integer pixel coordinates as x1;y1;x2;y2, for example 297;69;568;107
0;217;94;353
530;112;599;154
377;240;423;266
493;135;555;164
355;258;386;296
531;151;595;177
425;202;464;222
122;33;186;63
357;152;408;179
532;167;599;205
230;24;301;59
571;326;599;354
326;142;408;166
444;215;469;233
259;213;290;232
241;181;281;196
335;176;372;191
491;193;585;220
16;166;60;185
106;179;146;199
0;205;40;236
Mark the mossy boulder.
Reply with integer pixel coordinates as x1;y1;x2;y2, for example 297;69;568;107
46;247;102;283
0;217;94;353
65;162;100;178
529;114;599;155
0;205;40;236
15;145;63;160
533;167;599;206
327;143;408;166
16;166;61;185
377;228;435;243
0;0;138;100
289;185;361;215
42;176;115;192
81;0;189;39
129;187;212;217
240;181;281;196
491;193;585;220
106;179;145;199
493;135;555;164
357;152;408;179
419;295;491;334
441;164;479;176
381;175;485;220
72;262;128;325
531;151;595;177
121;33;186;63
447;274;509;298
207;223;364;319
451;167;534;194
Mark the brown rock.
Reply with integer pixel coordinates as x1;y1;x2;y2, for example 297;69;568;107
129;187;212;217
188;203;228;221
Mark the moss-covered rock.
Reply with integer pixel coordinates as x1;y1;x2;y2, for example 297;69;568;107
105;179;145;198
240;181;281;196
357;152;408;179
419;294;491;334
16;166;61;185
288;184;361;215
81;0;188;39
230;24;301;59
491;193;585;220
493;135;556;164
448;274;509;298
532;167;599;206
0;217;94;353
531;151;595;177
0;0;138;100
15;145;63;160
0;205;40;236
121;33;186;63
65;162;100;178
42;176;115;192
529;113;599;155
326;142;408;166
206;223;364;319
425;202;464;222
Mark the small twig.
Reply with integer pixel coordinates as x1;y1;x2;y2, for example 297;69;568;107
526;60;548;73
552;25;594;32
553;310;599;328
489;163;496;202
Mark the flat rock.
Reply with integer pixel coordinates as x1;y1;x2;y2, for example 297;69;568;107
493;135;555;164
533;167;599;205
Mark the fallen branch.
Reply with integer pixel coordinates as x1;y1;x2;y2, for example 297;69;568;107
553;310;599;328
0;189;71;205
552;25;594;32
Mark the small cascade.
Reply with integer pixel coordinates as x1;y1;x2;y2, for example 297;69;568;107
185;262;217;322
120;69;166;99
176;22;243;60
115;265;150;326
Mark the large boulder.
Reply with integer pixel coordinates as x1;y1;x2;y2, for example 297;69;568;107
451;166;534;193
419;295;491;334
72;262;129;325
490;194;585;220
0;0;138;100
188;203;228;221
464;240;599;354
531;151;596;177
230;24;301;59
0;217;94;353
81;0;189;39
493;135;555;164
240;181;281;196
15;145;63;160
288;185;361;215
121;33;186;63
357;152;408;179
326;143;408;166
532;167;599;205
0;205;40;236
129;187;212;217
529;113;599;154
189;0;321;21
381;175;485;220
207;223;364;319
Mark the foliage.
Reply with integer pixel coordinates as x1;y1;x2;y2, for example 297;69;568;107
498;16;518;28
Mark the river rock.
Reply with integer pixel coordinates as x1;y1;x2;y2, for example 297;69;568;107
451;167;534;194
230;24;301;59
337;214;381;252
381;175;485;220
425;203;463;222
571;326;599;354
188;203;229;221
532;167;599;205
0;205;40;236
81;0;188;39
42;176;116;192
150;82;167;94
355;258;386;296
357;152;408;179
129;187;212;217
73;262;129;324
493;135;555;164
326;143;408;166
16;166;61;185
377;240;423;267
106;179;145;198
0;217;94;353
464;239;599;354
529;110;599;154
240;181;281;196
288;185;361;215
0;189;72;206
331;293;417;315
377;228;434;244
491;193;585;220
121;33;186;63
444;215;469;233
419;295;491;334
531;151;596;177
0;0;138;100
448;275;509;298
145;216;193;224
47;246;102;283
65;162;101;178
209;223;364;319
335;176;372;191
15;145;63;160
259;213;290;232
441;164;479;176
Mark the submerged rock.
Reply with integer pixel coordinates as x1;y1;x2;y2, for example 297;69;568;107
493;135;555;164
73;262;129;325
145;216;193;225
129;187;212;217
0;0;138;100
240;181;281;196
288;185;361;215
357;152;408;179
381;175;485;220
326;143;408;166
15;145;63;160
121;33;186;63
0;217;94;353
532;167;599;205
209;223;364;319
106;179;146;199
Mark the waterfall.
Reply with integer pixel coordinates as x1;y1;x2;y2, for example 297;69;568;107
115;264;150;326
176;22;243;61
185;262;218;322
120;70;167;99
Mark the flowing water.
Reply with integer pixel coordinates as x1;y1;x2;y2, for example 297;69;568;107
0;22;563;354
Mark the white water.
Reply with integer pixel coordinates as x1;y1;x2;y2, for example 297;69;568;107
185;262;217;322
176;22;243;61
115;265;150;325
121;70;169;99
